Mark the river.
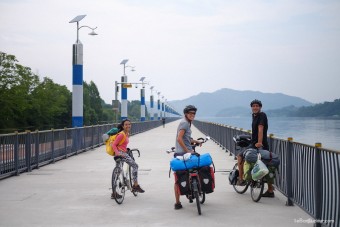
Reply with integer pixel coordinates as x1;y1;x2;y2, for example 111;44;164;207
197;116;340;151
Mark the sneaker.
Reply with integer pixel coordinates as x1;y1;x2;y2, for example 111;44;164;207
174;202;183;210
188;196;193;203
261;191;275;198
132;184;145;193
236;179;247;186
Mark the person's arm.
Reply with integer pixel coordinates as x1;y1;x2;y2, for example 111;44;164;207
177;129;192;153
255;125;264;148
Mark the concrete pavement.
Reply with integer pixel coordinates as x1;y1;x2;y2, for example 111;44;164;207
0;120;313;227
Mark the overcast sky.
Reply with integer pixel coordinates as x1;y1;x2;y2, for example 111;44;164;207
1;0;339;105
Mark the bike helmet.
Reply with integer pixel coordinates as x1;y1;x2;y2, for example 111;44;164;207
183;105;197;114
250;99;262;107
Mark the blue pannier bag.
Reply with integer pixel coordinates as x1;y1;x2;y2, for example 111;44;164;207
170;153;212;171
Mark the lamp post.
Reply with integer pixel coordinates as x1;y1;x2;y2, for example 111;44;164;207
161;95;165;119
150;86;154;120
120;59;128;120
140;77;146;121
69;15;97;127
157;92;161;120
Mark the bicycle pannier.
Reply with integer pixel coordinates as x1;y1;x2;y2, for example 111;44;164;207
174;171;190;195
199;166;215;193
229;169;239;185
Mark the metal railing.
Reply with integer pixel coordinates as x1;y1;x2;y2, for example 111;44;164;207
193;120;339;227
0;118;179;180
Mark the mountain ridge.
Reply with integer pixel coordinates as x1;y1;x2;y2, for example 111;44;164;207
169;88;312;117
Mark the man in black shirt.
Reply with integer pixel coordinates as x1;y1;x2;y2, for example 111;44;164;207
250;99;274;197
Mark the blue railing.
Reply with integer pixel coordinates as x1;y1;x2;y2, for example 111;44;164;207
0;118;179;180
193;120;339;227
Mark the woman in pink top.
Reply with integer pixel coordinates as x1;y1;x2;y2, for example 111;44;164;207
111;119;145;197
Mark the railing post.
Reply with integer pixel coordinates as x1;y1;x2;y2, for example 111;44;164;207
314;143;323;227
285;137;294;206
64;128;68;159
25;130;31;172
14;131;19;176
51;128;55;164
35;130;40;169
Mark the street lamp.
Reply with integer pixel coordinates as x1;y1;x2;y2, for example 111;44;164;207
140;77;146;121
120;59;129;120
157;91;161;120
69;15;98;127
150;86;154;120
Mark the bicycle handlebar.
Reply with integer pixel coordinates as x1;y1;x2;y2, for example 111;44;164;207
165;136;210;154
127;148;140;157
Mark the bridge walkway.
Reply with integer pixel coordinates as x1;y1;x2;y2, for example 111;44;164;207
0;120;312;227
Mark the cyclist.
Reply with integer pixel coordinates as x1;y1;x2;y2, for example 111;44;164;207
111;119;145;199
237;99;274;197
173;105;202;210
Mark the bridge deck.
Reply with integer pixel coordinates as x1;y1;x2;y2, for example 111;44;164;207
0;120;312;227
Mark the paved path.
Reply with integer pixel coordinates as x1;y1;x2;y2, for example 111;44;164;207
0;120;313;227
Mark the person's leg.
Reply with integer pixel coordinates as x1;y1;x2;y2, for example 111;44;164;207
174;180;182;209
237;155;245;185
122;155;145;193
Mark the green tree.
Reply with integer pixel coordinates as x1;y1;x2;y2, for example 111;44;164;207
0;52;39;131
29;77;71;129
83;81;103;125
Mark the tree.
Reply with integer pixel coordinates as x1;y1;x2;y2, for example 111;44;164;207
0;52;39;131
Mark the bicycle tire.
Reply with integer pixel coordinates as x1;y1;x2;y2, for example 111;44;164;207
250;179;264;202
192;178;202;215
232;163;249;194
129;165;138;197
112;166;125;204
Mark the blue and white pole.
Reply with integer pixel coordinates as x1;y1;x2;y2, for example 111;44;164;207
72;41;83;127
150;86;154;120
157;92;161;120
69;15;97;127
120;59;129;120
140;88;145;121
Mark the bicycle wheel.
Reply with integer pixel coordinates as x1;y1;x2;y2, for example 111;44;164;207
232;163;249;194
112;167;125;204
250;179;264;202
192;178;202;215
128;165;138;197
199;191;205;204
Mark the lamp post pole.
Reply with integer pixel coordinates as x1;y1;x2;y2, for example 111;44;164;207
150;86;154;120
140;77;146;122
157;92;161;120
69;15;97;127
120;59;129;120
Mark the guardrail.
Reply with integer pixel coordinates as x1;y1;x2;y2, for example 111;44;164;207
193;120;339;227
0;118;179;180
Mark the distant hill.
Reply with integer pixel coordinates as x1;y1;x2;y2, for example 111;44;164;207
169;88;312;117
267;99;340;117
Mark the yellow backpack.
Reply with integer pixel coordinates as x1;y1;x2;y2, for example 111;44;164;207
105;132;126;156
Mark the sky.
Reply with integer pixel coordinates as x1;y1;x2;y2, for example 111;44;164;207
1;0;340;106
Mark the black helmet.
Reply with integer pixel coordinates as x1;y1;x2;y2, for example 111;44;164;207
250;99;262;107
183;105;197;114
